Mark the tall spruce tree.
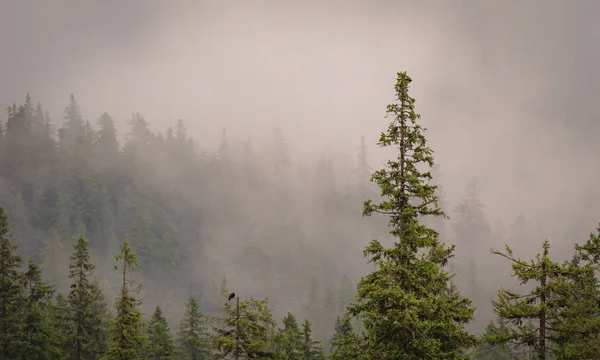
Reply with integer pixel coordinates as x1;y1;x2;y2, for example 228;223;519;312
329;315;362;360
178;295;210;360
488;230;600;360
471;319;516;360
17;258;57;360
300;319;324;360
211;293;277;359
67;235;109;359
104;239;147;360
147;306;176;360
453;177;492;334
0;206;24;359
346;72;477;359
277;312;303;360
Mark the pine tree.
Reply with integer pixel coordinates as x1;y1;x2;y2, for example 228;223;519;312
0;206;24;359
277;312;303;360
337;274;354;315
178;295;210;360
347;72;477;359
552;227;600;358
48;293;71;360
471;319;516;360
66;235;109;359
17;258;58;360
453;177;492;333
40;228;69;293
88;280;110;355
147;306;176;360
300;319;324;360
104;239;147;360
487;235;600;360
96;112;119;170
328;315;361;360
211;293;277;359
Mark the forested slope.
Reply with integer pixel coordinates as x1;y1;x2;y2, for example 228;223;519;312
0;92;386;343
2;72;600;359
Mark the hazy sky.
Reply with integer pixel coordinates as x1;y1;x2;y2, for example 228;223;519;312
2;0;600;223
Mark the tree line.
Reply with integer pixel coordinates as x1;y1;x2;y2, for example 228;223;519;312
0;208;331;359
3;71;600;359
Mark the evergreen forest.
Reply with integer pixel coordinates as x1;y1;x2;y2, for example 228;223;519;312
2;71;600;360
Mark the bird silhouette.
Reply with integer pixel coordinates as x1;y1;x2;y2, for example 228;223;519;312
228;292;235;301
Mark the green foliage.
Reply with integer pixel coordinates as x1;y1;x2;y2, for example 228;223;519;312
347;72;477;359
277;312;303;360
178;295;210;360
211;291;277;359
65;235;110;359
488;231;600;359
48;293;71;360
471;320;517;360
147;306;177;360
16;258;58;360
0;206;24;359
328;315;362;360
104;239;147;360
300;319;324;360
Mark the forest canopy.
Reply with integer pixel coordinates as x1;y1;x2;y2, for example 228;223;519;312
1;72;600;359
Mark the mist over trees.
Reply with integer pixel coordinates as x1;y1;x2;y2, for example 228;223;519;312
2;71;600;359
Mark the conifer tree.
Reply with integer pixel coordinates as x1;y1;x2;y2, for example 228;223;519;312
328;315;361;360
552;228;600;359
147;306;176;360
471;319;516;360
277;312;303;360
0;206;24;359
48;292;71;360
347;72;477;359
300;319;324;360
487;234;600;360
453;177;492;333
40;228;69;292
336;275;354;315
211;293;277;359
178;295;210;360
104;239;147;360
96;112;119;170
66;235;109;359
17;258;58;360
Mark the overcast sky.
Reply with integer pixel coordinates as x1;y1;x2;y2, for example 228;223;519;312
2;0;600;222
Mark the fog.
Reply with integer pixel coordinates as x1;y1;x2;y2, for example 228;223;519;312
2;0;600;343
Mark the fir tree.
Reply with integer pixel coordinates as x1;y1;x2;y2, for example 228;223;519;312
48;293;71;360
0;206;24;359
337;274;354;315
211;293;277;359
347;72;477;359
66;235;109;359
328;315;361;360
17;259;58;360
147;306;176;360
453;177;492;333
471;319;516;360
104;239;147;360
277;312;303;360
178;295;210;360
300;319;324;360
487;236;600;360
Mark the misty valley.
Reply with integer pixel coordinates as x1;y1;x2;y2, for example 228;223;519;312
1;71;599;360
